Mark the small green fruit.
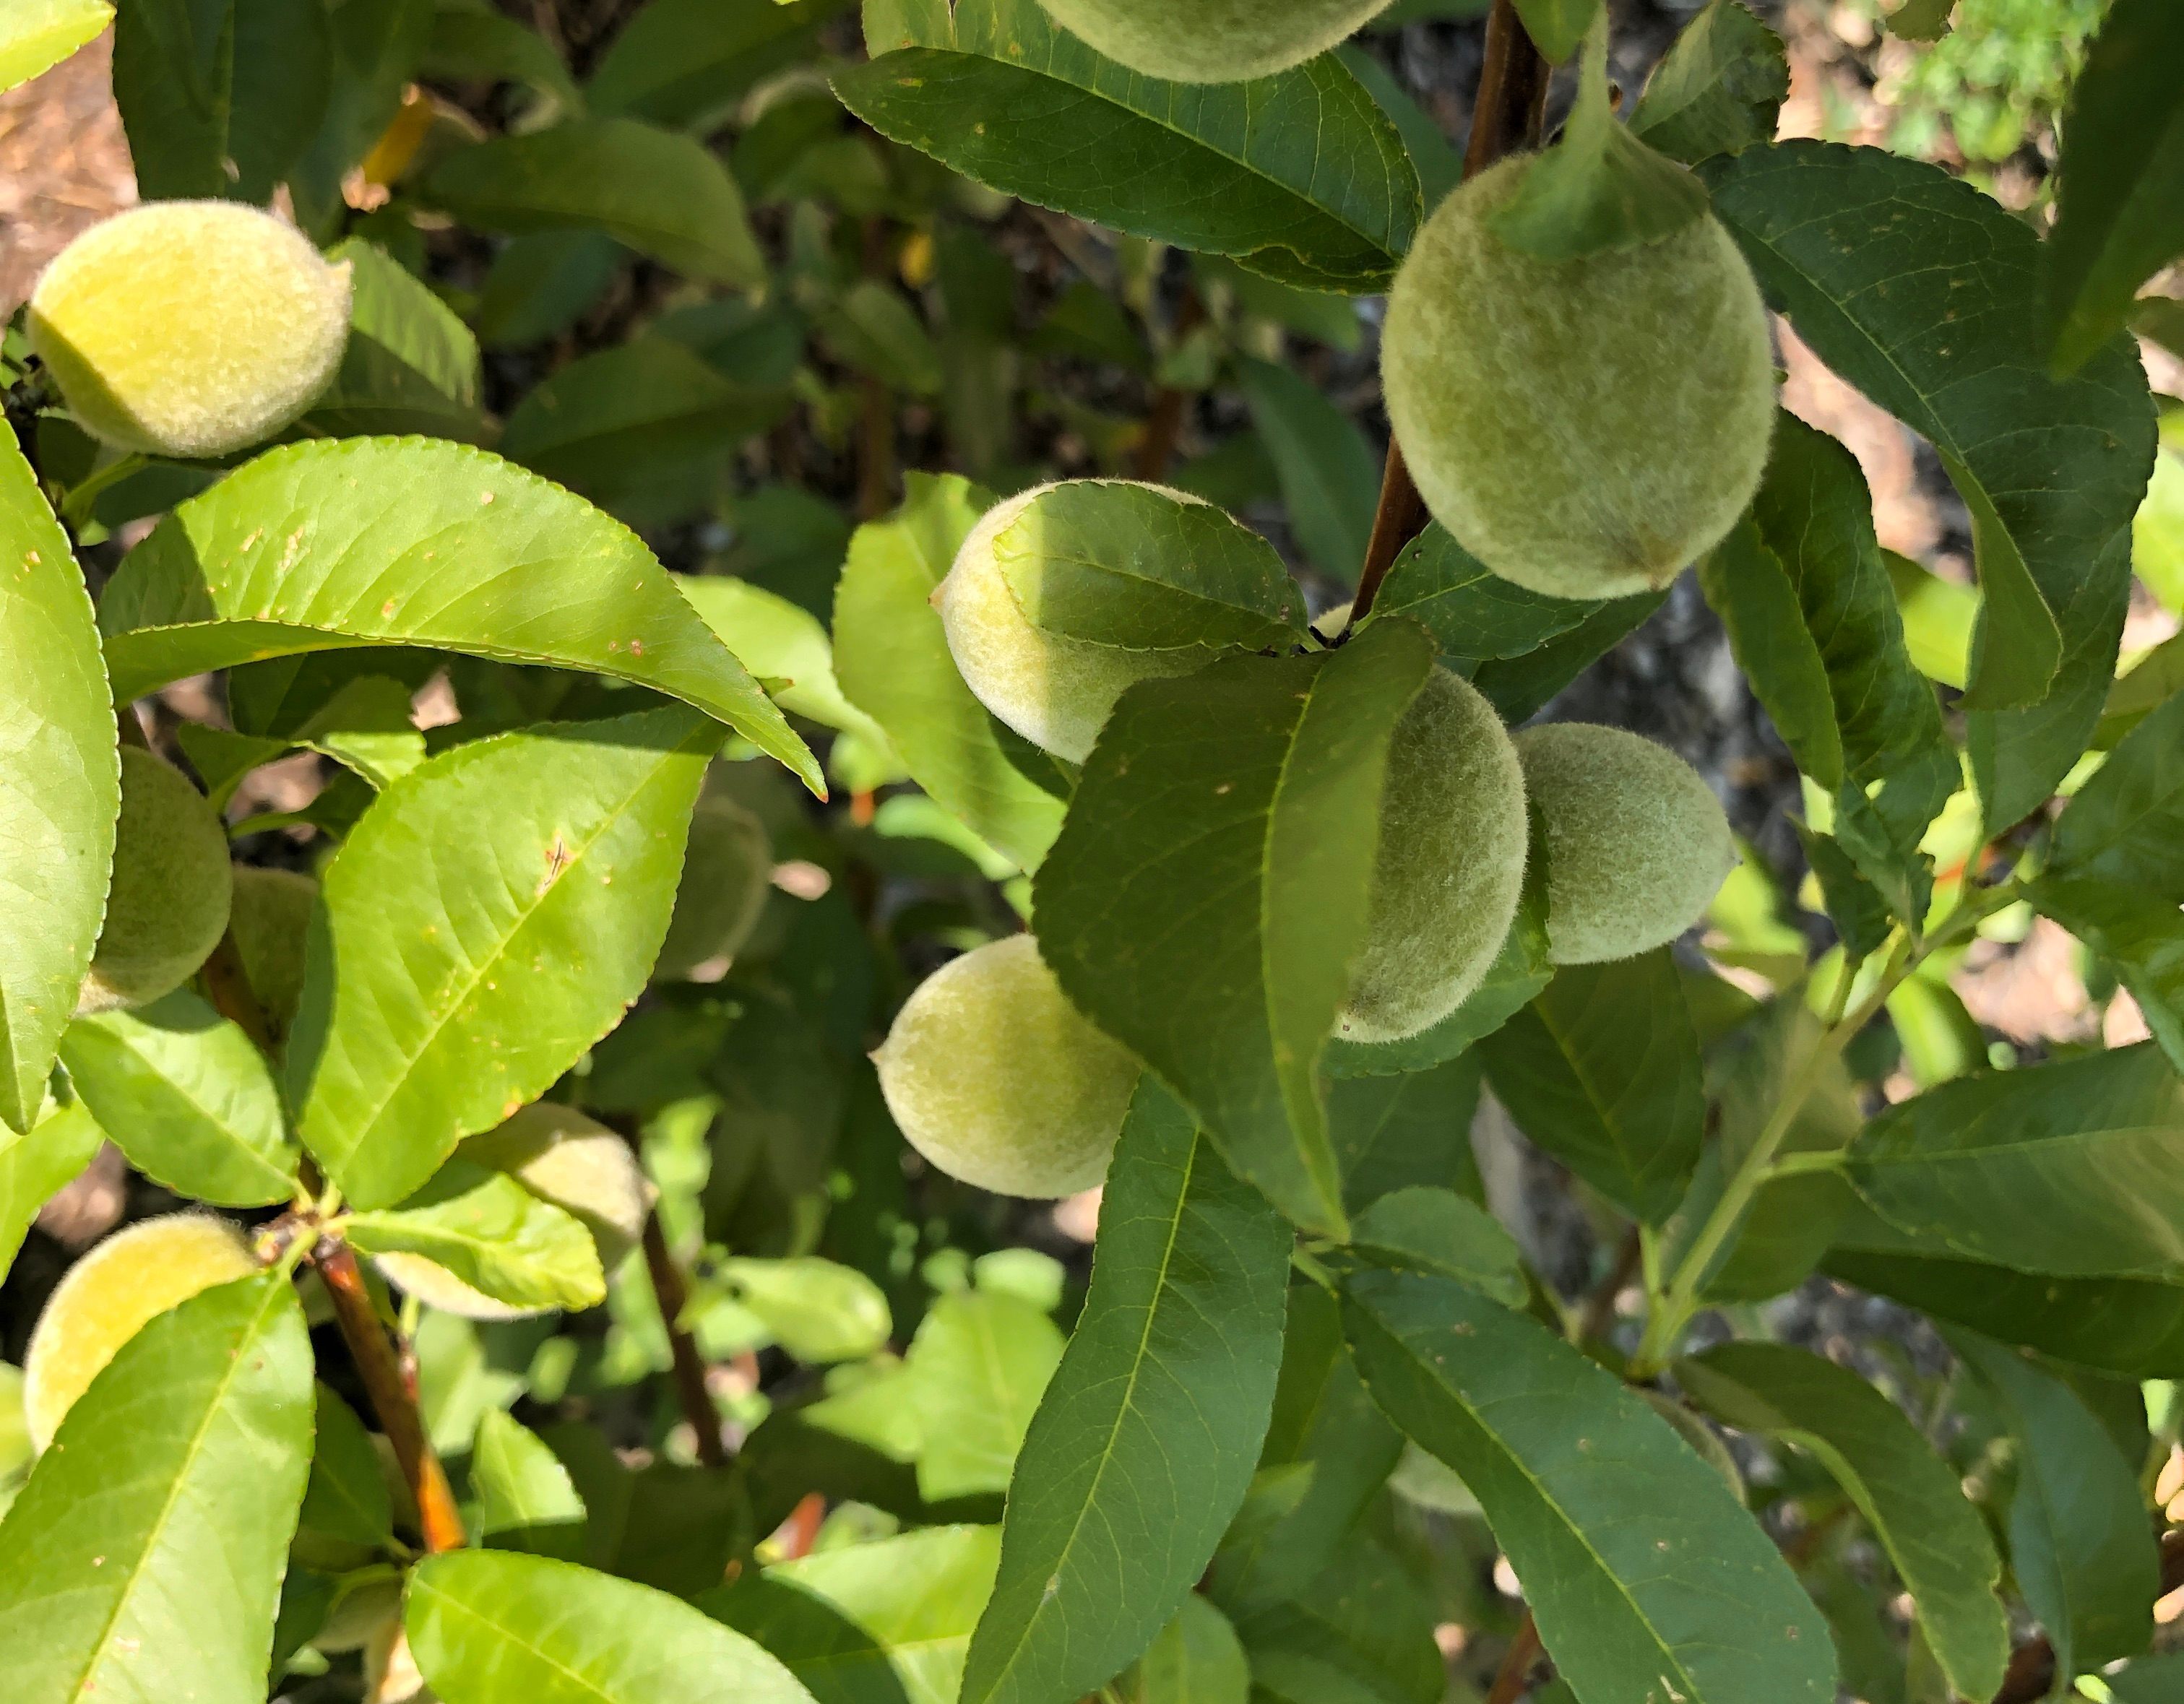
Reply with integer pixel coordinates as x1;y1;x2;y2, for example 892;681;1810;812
373;1101;653;1321
1514;722;1735;965
229;865;317;1044
873;934;1139;1198
1339;668;1528;1044
1382;155;1776;600
23;1214;257;1450
78;746;234;1016
937;481;1211;764
28;200;353;459
655;795;772;981
1035;0;1393;82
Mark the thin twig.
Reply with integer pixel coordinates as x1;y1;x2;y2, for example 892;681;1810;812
642;1208;728;1468
199;931;276;1056
1350;0;1550;624
1484;1610;1542;1704
316;1240;467;1554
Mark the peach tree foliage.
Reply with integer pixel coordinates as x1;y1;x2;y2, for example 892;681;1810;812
0;0;2178;1701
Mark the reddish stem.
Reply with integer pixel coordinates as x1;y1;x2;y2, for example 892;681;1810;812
1485;1611;1542;1704
643;1208;728;1469
1350;0;1550;625
316;1241;467;1554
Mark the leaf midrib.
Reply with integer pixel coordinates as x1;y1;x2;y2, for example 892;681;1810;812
319;728;694;1170
970;1137;1199;1703
1362;1300;1709;1704
69;1279;287;1703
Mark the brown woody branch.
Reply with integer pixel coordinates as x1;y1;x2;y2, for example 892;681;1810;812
315;1240;467;1554
1349;0;1550;626
1484;1609;1542;1704
642;1207;728;1468
1134;286;1207;481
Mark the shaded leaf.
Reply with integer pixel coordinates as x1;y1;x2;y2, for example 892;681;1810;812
1846;1043;2184;1280
0;1273;313;1701
994;481;1304;652
1325;1052;1485;1206
1629;0;1788;165
1343;1268;1836;1704
298;1381;394;1552
1511;0;1599;62
1951;1331;2158;1677
907;1287;1063;1503
111;0;329;202
1363;522;1631;669
1489;17;1709;260
1699;142;2155;779
307;238;488;442
704;1523;1001;1704
1236;358;1381;583
289;705;715;1208
421;117;761;285
833;475;1065;873
586;0;847;129
1034;619;1436;1234
1479;949;1704;1224
722;1256;892;1365
98;437;816;789
407;1549;815;1704
59;987;300;1206
472;1408;587;1558
838;0;1419;293
0;433;116;1133
963;1081;1290;1704
2039;0;2184;375
1678;1341;2006;1700
1344;1185;1525;1304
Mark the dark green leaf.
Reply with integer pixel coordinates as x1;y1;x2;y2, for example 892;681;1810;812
2039;0;2184;374
1846;1044;2184;1280
2029;881;2184;1076
1511;0;1600;62
1336;46;1460;212
111;0;329;202
1207;1282;1402;1615
586;0;846;129
837;0;1420;293
407;1549;815;1704
1236;358;1381;583
703;1523;1001;1704
1700;142;2156;765
993;481;1305;652
1343;1269;1836;1704
1233;1528;1444;1704
99;438;815;788
474;230;623;350
288;706;715;1208
1488;17;1709;260
499;337;787;528
1363;522;1626;668
307;238;488;441
0;1273;313;1700
59;988;300;1206
421;118;762;285
1479;949;1704;1223
1951;1332;2158;1676
1700;415;1955;924
298;1381;394;1552
1034;619;1436;1234
813;280;944;395
288;0;431;233
1629;0;1788;165
1467;589;1665;722
2045;685;2184;897
833;475;1065;872
1325;1052;1485;1206
0;434;116;1133
1677;1342;2006;1700
962;1081;1290;1704
1344;1185;1525;1305
423;8;580;113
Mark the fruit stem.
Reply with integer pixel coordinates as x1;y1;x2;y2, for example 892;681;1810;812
1349;0;1550;626
315;1238;468;1554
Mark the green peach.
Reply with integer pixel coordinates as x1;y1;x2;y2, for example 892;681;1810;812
1514;722;1735;965
1382;155;1776;600
873;934;1139;1198
1035;0;1394;82
78;746;233;1016
29;200;353;459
